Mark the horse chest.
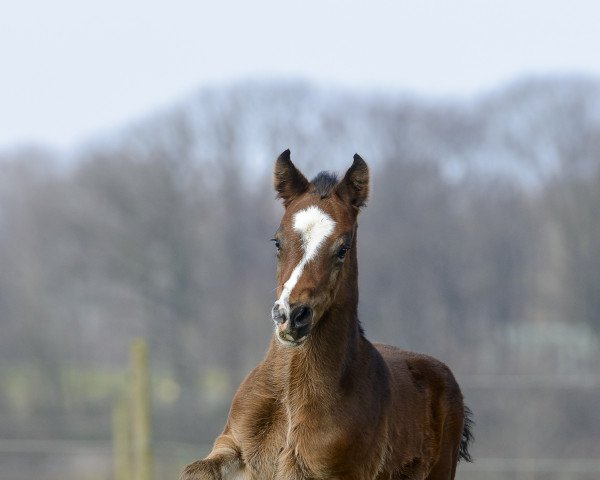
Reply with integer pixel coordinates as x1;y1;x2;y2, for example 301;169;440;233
239;397;363;480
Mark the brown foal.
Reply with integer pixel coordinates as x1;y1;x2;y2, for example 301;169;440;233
181;150;473;480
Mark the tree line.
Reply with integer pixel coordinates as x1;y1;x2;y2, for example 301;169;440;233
0;77;599;460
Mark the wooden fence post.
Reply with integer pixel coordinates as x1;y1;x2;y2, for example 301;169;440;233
112;395;131;480
112;338;154;480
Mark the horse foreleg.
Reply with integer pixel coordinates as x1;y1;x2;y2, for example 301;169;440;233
424;446;458;480
181;434;244;480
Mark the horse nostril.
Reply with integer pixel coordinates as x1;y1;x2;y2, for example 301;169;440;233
272;304;286;325
290;305;313;329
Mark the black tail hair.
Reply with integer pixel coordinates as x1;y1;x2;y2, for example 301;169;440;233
459;405;474;462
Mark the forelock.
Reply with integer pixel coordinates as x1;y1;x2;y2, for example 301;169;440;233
311;171;339;199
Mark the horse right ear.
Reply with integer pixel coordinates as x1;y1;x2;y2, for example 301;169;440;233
274;149;309;208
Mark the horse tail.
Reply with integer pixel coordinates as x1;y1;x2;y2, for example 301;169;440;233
459;405;474;462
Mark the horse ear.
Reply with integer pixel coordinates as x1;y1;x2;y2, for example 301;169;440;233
337;154;370;209
274;149;309;207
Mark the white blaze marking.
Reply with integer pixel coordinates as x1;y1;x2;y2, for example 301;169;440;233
275;206;335;319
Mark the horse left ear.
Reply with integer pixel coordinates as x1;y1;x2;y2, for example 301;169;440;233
337;154;370;209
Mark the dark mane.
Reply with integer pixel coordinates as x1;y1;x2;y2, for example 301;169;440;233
311;171;339;199
459;405;474;462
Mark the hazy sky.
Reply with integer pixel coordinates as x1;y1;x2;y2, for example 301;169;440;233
2;0;599;149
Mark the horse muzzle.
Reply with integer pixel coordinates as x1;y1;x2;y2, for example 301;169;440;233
272;303;313;346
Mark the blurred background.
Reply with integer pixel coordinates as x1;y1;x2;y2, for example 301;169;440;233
1;1;600;479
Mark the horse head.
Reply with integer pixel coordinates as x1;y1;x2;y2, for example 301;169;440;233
271;149;369;347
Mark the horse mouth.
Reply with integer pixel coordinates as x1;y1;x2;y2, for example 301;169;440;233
276;330;309;347
274;317;311;347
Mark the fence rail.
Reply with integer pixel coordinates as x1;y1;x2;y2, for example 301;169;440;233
2;439;600;475
462;457;600;474
0;439;203;457
459;374;600;389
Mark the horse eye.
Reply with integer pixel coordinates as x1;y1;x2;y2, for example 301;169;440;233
337;245;349;260
271;238;281;251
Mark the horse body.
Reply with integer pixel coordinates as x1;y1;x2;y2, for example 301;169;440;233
182;151;472;480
